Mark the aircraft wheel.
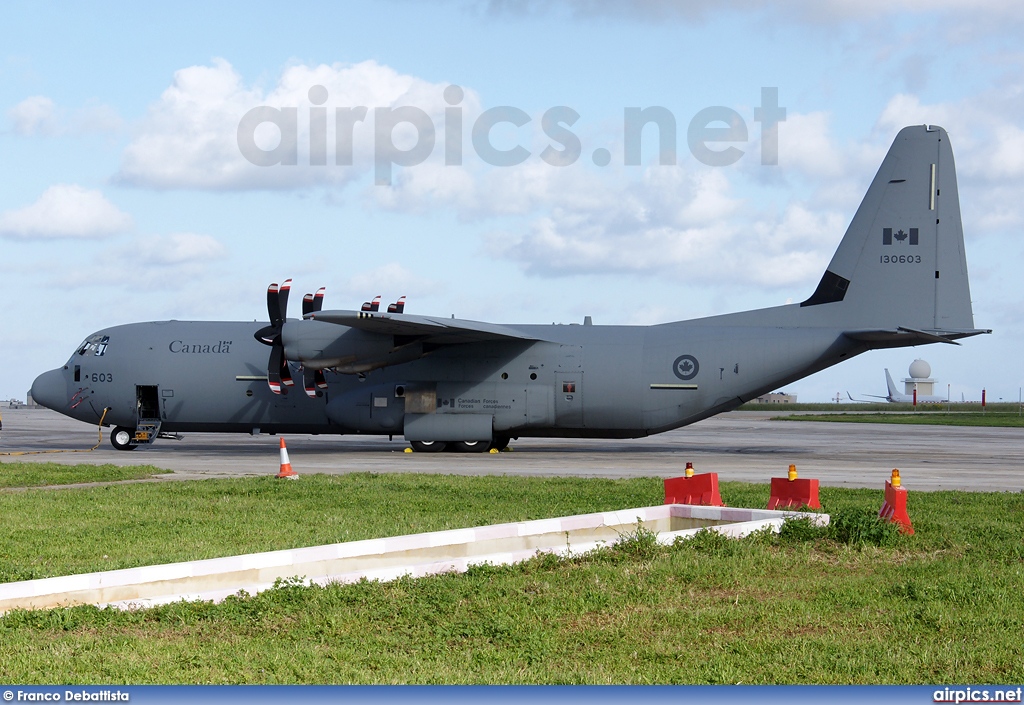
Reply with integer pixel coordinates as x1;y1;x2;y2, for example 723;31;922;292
489;436;511;452
410;440;447;453
110;426;137;451
451;440;490;453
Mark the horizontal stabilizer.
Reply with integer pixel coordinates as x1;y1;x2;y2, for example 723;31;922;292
844;326;990;348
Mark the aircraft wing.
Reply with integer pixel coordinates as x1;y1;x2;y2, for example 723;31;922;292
307;309;542;345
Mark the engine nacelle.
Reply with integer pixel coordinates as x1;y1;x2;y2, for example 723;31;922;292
282;320;426;373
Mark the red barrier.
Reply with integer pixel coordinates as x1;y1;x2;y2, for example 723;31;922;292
664;472;724;506
879;469;914;534
767;466;820;510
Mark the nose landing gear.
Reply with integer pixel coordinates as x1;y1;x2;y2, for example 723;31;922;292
110;426;138;451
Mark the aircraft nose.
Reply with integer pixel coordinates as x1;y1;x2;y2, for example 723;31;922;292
31;369;68;411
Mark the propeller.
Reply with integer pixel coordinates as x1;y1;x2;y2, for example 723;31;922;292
361;296;381;312
300;285;328;398
387;296;407;314
302;287;326;316
303;368;329;398
254;279;293;394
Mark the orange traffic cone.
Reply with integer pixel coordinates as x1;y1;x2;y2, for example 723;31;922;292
276;438;298;479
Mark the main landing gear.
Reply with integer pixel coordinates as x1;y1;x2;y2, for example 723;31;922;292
408;436;512;453
409;440;447;453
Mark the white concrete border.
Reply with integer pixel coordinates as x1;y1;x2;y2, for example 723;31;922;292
0;504;828;613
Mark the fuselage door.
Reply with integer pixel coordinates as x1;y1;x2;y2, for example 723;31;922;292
134;384;162;445
555;344;584;427
137;385;160;421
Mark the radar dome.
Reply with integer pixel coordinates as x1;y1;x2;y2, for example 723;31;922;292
908;359;931;379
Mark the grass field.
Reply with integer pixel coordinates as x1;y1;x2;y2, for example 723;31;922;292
0;462;170;489
1;466;1022;684
774;412;1024;427
741;402;1024;414
0;468;661;582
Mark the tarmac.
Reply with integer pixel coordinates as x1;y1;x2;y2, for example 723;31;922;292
1;407;1022;492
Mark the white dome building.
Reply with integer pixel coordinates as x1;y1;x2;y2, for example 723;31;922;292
903;359;936;396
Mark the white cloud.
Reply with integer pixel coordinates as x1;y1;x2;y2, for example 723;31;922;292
874;91;1024;170
873;90;1024;232
371;108;860;290
6;95;122;136
876;94;964;140
987;124;1024;179
775;112;847;178
53;233;230;296
117;58;472;191
341;263;445;303
371;155;612;219
8;96;57;136
0;185;133;240
483;0;1024;25
143;232;228;265
105;54;1024;302
72;101;123;135
346;89;1024;293
782;0;1024;24
486;164;844;288
746;204;847;286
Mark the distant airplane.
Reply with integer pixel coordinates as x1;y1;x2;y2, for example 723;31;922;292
857;369;950;403
30;125;989;451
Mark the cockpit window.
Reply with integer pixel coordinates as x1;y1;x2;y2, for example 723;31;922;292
76;335;109;357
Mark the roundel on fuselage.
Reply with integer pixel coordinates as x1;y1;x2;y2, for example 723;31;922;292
672;354;699;381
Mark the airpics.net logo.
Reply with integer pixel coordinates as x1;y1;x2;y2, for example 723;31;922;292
236;86;786;185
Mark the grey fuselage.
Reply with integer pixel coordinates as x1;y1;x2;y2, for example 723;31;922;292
31;310;859;440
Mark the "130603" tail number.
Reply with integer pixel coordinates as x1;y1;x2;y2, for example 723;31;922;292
880;254;921;264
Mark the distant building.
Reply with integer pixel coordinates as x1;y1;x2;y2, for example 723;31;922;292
11;393;43;409
753;392;796;404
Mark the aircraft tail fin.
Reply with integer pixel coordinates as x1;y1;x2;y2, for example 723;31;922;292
884;369;900;399
801;125;986;340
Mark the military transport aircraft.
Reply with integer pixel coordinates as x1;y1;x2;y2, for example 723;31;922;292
31;125;989;452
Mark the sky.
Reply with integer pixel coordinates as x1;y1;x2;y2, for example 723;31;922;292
2;0;1023;404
